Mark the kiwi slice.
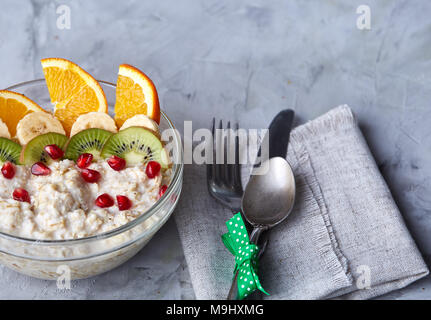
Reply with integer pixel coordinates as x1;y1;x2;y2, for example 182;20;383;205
0;138;22;165
100;127;168;168
22;133;68;165
65;128;113;161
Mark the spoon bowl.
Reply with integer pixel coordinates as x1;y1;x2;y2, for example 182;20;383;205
242;157;295;228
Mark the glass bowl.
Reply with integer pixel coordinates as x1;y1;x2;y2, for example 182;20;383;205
0;79;183;280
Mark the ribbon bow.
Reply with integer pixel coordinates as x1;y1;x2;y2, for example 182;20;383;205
222;213;269;299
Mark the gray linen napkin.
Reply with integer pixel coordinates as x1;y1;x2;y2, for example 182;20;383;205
174;105;429;300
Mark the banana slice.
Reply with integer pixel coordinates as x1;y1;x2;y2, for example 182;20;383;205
120;114;159;134
0;118;11;139
70;112;117;136
16;112;65;145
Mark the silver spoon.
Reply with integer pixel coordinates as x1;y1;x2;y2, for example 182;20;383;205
227;156;296;300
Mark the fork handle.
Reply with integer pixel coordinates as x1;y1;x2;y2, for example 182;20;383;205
227;270;240;300
227;227;265;300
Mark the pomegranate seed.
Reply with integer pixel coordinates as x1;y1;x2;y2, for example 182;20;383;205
145;161;161;179
107;155;126;171
13;188;30;203
81;169;101;183
116;195;132;211
31;162;51;176
77;153;93;169
95;193;114;208
159;185;168;198
44;144;64;160
1;162;15;179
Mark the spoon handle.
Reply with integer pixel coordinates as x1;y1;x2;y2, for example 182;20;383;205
226;226;265;300
250;226;265;243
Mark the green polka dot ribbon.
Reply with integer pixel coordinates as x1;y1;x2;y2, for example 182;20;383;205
222;212;269;300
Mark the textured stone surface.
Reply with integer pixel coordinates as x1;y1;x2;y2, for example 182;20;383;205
0;0;429;299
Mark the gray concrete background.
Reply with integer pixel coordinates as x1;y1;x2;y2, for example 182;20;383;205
0;0;430;299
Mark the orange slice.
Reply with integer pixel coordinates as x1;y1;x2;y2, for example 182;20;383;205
114;64;160;128
41;58;108;135
0;90;46;137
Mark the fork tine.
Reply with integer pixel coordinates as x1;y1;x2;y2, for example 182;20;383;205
214;119;223;184
207;118;244;213
224;121;232;186
206;118;215;184
232;122;243;192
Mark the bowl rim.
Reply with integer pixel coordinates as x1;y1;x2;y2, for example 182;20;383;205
0;79;184;245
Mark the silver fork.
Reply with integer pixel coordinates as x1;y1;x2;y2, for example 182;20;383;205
206;119;267;261
206;119;243;213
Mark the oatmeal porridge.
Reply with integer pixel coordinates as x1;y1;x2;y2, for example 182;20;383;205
0;160;170;239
